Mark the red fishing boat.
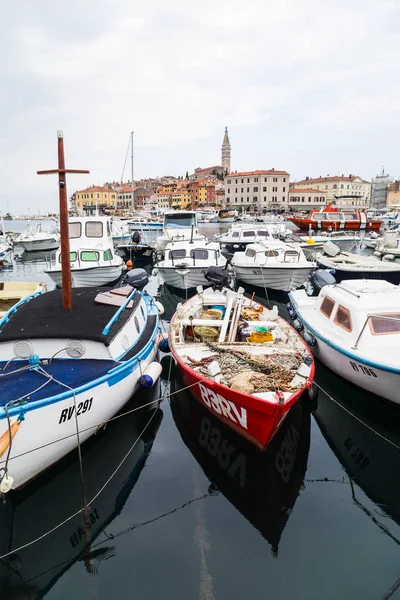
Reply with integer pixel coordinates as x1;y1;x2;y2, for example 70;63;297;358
168;274;315;449
288;203;382;231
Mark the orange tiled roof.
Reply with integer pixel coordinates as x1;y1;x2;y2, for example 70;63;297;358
227;169;289;177
76;185;113;193
295;176;358;184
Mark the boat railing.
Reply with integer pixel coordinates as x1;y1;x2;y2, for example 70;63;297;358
102;288;137;335
352;314;400;349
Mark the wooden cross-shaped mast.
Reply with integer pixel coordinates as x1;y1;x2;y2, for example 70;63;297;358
38;131;89;309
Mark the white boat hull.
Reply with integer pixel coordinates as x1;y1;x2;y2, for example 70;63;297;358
158;266;210;289
19;239;60;252
303;331;399;404
46;264;124;287
0;347;158;489
234;265;314;292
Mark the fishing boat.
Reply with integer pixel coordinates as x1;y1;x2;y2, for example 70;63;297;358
154;240;227;290
210;209;237;223
315;247;400;284
14;222;60;252
299;230;360;253
169;278;315;449
217;224;292;253
155;211;205;253
289;279;400;404
46;216;125;287
0;281;47;318
231;241;315;292
0;393;162;594
288;203;382;231
0;132;163;492
171;372;311;554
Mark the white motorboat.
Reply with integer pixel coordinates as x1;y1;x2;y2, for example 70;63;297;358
14;222;60;252
128;217;163;231
231;241;315;292
196;209;219;223
210;209;238;223
111;218;131;245
362;231;380;249
46;216;124;287
315;246;400;285
155;240;226;289
374;230;400;262
289;279;400;405
155;211;206;253
218;224;292;253
299;231;360;254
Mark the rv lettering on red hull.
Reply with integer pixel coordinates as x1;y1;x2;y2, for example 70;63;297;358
198;383;248;429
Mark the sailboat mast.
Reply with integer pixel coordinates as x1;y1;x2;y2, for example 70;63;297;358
131;131;135;212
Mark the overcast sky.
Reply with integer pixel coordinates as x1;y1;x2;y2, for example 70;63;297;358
1;0;399;214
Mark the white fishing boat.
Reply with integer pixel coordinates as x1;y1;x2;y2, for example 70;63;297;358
14;222;60;252
46;216;124;287
299;231;360;253
155;211;206;253
231;241;315;292
155;240;226;289
289;279;400;405
0;281;47;318
217;224;292;253
0;131;163;492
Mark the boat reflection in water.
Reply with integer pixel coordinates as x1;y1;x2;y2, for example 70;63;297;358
314;361;400;527
0;387;163;599
170;372;311;555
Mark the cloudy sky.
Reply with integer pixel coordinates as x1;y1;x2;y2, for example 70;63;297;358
1;0;399;213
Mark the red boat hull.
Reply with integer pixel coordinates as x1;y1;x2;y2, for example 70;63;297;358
288;216;381;231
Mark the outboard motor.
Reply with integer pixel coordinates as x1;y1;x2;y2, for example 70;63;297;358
131;230;141;245
204;266;231;290
306;269;336;296
122;268;149;290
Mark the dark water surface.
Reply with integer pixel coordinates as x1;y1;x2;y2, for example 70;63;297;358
1;222;400;599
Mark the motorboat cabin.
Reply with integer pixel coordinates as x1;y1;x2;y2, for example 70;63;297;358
155;211;205;252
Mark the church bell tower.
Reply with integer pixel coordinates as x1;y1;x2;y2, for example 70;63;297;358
221;127;231;174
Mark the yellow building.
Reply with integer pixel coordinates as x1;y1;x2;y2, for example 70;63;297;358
75;186;117;214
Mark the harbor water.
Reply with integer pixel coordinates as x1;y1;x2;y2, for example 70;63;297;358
1;221;400;599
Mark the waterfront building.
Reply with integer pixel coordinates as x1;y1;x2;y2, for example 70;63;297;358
294;175;371;208
386;181;400;208
75;186;117;214
288;188;327;210
225;169;289;213
371;169;393;210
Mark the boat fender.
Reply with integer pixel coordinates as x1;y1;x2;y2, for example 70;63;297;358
293;319;304;332
303;331;317;346
306;238;315;245
382;254;395;261
0;474;14;494
269;305;278;321
158;335;170;352
154;300;164;315
139;362;162;388
286;302;296;320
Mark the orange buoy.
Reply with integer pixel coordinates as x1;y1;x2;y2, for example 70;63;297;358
126;259;133;270
0;414;24;459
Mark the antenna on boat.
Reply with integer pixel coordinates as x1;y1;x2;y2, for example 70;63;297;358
131;131;135;213
38;131;89;309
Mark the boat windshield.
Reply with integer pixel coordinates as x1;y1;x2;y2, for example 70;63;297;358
165;214;196;228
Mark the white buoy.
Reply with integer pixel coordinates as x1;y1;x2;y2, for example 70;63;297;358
139;362;162;388
154;300;164;315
